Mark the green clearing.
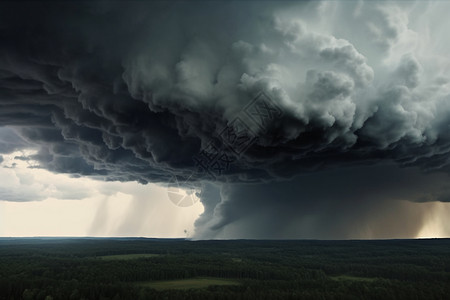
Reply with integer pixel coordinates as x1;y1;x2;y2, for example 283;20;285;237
331;275;377;282
98;253;160;260
139;277;240;290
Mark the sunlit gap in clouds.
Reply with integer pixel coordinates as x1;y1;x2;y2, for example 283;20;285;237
417;202;450;239
0;150;204;238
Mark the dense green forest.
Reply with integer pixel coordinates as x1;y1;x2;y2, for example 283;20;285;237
0;238;448;300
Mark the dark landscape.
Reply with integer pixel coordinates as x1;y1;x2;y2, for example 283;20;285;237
1;1;450;299
0;238;449;300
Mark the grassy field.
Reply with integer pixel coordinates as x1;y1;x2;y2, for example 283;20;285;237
138;277;240;290
98;253;161;260
331;275;377;282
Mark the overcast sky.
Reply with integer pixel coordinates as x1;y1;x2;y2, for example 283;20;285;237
0;0;449;239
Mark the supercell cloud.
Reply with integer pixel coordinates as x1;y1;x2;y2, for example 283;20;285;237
1;1;450;238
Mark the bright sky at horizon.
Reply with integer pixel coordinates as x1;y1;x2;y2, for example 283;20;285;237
0;150;203;238
0;150;448;239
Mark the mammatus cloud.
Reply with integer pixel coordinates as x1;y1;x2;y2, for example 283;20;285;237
0;1;449;238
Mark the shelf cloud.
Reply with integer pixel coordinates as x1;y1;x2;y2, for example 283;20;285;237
1;1;449;238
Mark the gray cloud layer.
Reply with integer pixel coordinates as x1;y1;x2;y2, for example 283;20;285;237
1;1;449;238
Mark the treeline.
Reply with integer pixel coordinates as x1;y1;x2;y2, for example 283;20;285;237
0;238;449;300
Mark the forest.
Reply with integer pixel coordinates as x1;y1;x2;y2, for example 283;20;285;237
0;238;448;300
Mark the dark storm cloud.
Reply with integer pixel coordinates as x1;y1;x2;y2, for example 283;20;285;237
0;1;449;237
194;163;450;239
0;127;30;154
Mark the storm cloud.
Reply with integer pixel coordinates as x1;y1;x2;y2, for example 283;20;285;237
1;1;450;238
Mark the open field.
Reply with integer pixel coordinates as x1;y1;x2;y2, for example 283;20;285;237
138;277;240;290
98;253;161;260
0;238;449;299
331;274;377;282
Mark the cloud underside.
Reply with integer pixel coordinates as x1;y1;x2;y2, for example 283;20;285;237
1;1;450;238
